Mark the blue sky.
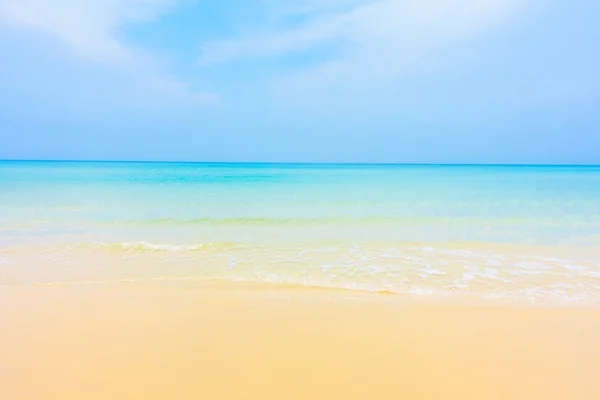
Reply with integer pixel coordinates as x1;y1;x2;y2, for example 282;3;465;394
0;0;599;164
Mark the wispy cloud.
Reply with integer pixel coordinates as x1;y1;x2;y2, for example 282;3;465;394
262;0;370;17
200;0;519;90
0;0;217;105
0;0;177;62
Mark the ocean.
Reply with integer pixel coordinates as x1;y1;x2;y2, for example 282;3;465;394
1;161;599;304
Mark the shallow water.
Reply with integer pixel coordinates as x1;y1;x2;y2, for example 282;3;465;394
1;161;599;303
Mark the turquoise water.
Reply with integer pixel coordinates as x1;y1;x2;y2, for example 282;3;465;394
1;161;600;303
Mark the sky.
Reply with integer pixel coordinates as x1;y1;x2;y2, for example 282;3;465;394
0;0;599;164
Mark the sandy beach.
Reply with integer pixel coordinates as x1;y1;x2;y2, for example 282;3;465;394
3;0;600;395
2;283;600;400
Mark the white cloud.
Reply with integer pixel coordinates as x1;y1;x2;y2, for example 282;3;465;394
0;0;176;62
200;0;520;90
0;0;217;105
262;0;369;17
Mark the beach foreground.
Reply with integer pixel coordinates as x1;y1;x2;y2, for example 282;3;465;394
2;284;600;400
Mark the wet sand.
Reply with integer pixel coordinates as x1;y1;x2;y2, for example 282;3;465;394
2;284;600;399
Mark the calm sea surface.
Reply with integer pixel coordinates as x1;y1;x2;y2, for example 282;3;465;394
1;161;599;303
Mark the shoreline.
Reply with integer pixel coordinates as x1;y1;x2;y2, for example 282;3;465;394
3;240;600;305
2;283;600;399
3;279;600;309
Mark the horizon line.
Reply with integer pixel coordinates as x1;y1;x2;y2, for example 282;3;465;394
1;159;599;167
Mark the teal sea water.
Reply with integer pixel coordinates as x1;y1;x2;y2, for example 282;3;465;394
1;161;600;303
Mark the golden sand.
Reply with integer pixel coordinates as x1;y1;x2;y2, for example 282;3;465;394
1;284;600;399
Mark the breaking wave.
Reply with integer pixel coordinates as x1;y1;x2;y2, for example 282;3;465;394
1;241;600;305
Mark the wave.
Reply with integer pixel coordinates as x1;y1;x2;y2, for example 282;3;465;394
2;241;600;304
89;241;242;253
103;216;536;227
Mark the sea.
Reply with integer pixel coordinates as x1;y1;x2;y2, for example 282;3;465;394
1;161;599;304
